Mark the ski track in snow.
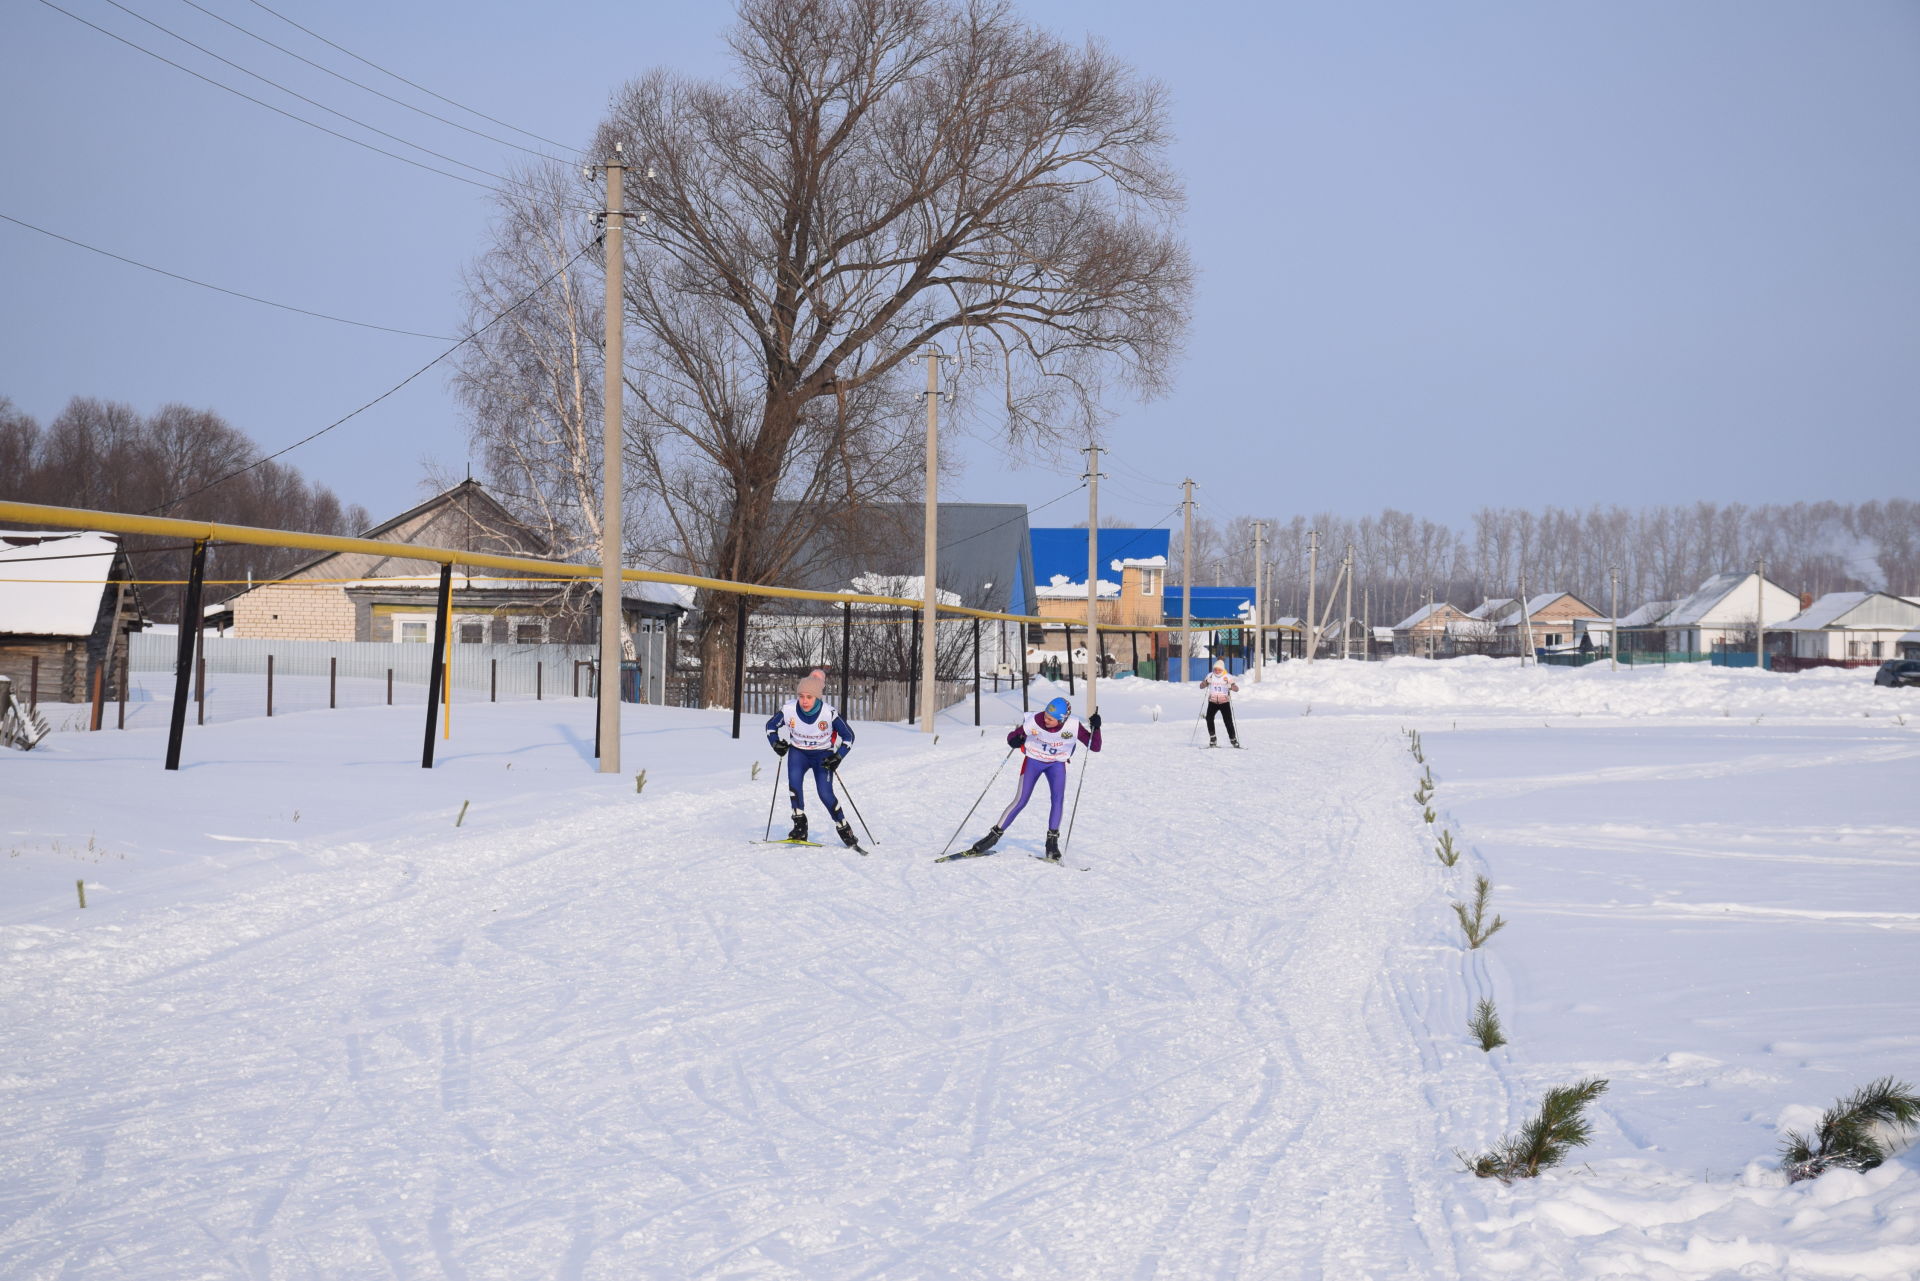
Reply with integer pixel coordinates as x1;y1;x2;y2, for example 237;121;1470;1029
0;715;1469;1279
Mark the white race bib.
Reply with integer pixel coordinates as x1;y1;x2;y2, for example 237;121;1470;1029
781;700;840;752
1021;713;1080;761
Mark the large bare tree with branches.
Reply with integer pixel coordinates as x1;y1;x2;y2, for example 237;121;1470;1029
456;0;1190;700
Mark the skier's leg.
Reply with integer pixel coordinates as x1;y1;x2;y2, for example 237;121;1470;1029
1043;760;1069;830
1222;703;1238;745
811;756;848;824
783;750;810;840
995;759;1040;829
1204;702;1220;743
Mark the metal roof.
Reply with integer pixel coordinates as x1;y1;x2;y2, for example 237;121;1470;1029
771;502;1036;614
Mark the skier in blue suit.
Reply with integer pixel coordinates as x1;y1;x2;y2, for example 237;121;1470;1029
765;672;859;846
962;696;1101;861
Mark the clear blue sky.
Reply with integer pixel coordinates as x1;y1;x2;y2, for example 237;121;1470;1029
4;1;1915;532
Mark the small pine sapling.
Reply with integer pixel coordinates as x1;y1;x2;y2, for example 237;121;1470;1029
1465;1078;1608;1182
1780;1078;1920;1183
1454;875;1506;948
1435;830;1460;867
1469;999;1506;1051
1423;805;1437;824
1413;778;1434;806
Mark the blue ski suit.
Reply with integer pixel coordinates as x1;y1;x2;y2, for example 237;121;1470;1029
765;697;855;822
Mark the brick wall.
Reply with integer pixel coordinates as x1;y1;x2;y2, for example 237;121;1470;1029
231;584;357;641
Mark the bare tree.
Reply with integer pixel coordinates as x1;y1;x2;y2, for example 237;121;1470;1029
595;0;1192;699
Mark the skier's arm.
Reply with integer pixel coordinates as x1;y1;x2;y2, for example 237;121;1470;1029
1005;724;1027;749
1079;714;1102;752
764;709;787;754
831;714;854;755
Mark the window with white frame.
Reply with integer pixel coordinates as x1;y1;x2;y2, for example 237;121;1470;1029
508;615;549;645
456;616;489;644
392;614;433;643
1140;568;1161;596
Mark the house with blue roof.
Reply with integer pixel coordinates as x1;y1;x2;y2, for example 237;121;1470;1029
1027;526;1171;677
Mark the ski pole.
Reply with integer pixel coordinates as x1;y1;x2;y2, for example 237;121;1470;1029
1188;701;1206;748
937;746;1016;859
1062;746;1092;859
836;770;876;847
763;759;784;841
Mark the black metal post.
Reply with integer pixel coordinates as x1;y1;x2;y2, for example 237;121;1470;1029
422;563;452;768
973;617;981;726
730;596;747;740
490;658;497;703
329;656;337;709
266;655;274;717
840;602;851;710
908;612;920;725
195;655;204;725
536;661;542;701
1130;630;1139;676
1020;624;1030;713
165;541;206;772
386;667;393;705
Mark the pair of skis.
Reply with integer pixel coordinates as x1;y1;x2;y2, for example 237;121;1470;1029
932;847;1087;871
755;836;867;855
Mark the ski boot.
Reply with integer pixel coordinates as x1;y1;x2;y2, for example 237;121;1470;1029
784;812;809;843
1208;734;1218;748
968;825;1003;855
1230;737;1242;749
835;821;860;849
1044;829;1062;862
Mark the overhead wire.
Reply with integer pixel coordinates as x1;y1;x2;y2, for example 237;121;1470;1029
240;0;585;157
93;0;520;184
0;210;455;340
34;0;500;191
174;0;576;164
145;239;597;515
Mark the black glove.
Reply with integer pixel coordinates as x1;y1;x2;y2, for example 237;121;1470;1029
1008;728;1027;747
823;751;844;772
771;740;789;757
1088;712;1102;732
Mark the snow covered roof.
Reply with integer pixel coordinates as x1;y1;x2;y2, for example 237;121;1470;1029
1110;555;1167;571
1036;573;1120;600
1775;592;1920;632
1466;598;1514;621
1030;528;1171;591
0;531;121;637
850;574;961;607
1392;602;1456;631
1618;599;1676;628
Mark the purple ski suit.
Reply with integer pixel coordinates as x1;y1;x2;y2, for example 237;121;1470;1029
997;711;1101;830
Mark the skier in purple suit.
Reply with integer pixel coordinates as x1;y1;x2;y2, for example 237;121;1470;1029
962;696;1102;861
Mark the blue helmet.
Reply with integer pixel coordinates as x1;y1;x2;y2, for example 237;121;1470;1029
1043;696;1071;721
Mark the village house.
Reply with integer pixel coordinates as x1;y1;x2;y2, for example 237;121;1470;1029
1390;601;1470;656
1772;592;1920;664
225;480;683;650
1029;527;1172;675
0;530;141;708
1650;570;1802;657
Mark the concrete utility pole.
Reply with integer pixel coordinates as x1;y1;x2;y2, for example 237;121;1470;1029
1305;530;1319;665
1083;443;1103;717
1250;520;1267;682
1609;565;1619;672
1517;574;1536;663
1755;557;1766;671
1343;543;1355;660
597;144;626;774
1363;586;1371;663
920;349;941;733
1180;478;1195;684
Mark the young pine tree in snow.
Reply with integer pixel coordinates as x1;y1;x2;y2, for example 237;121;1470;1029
1465;1078;1608;1182
1781;1078;1920;1183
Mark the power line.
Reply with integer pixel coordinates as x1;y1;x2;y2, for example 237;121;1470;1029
0;210;454;340
146;240;596;514
34;0;499;191
96;0;515;184
241;0;585;157
937;483;1085;555
174;0;575;164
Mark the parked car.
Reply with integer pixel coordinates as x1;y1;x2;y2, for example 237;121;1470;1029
1874;659;1920;688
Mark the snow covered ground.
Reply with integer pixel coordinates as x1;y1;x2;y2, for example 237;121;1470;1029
3;658;1917;1278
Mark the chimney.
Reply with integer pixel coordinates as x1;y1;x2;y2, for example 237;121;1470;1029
1799;591;1813;611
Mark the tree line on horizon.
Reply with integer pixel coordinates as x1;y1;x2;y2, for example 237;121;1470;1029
1177;501;1919;628
0;395;370;623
